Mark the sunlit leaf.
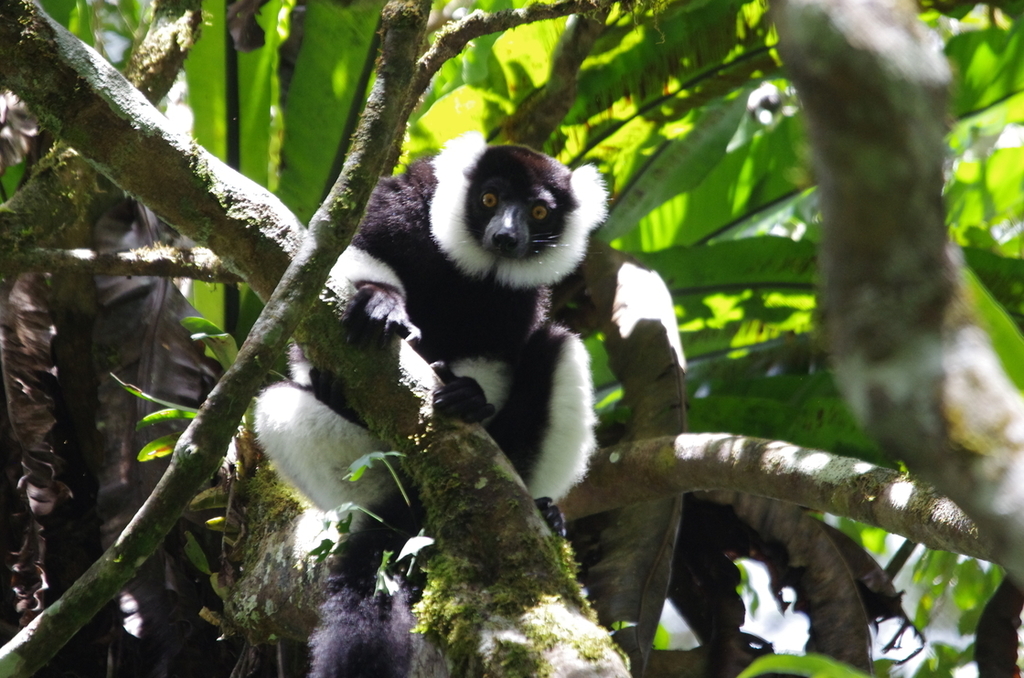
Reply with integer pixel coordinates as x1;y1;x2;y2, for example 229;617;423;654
964;267;1024;391
276;0;380;223
185;0;228;159
947;21;1024;117
237;0;285;187
137;432;180;461
135;408;196;430
738;652;872;678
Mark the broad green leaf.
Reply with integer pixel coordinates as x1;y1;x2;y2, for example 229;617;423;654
185;0;227;159
568;0;773;148
237;0;286;188
670;287;814;362
963;247;1024;323
946;146;1024;242
963;266;1024;391
637;237;816;291
188;282;228;335
946;20;1024;117
948;90;1024;158
688;392;885;465
276;0;380;224
738;652;871;678
491;16;564;104
184;531;212;575
411;86;509;155
39;0;77;27
584;334;615;396
397;536;435;562
613;113;806;251
66;0;94;47
706;186;818;242
180;316;228;335
0;162;25;199
599;93;749;241
182;316;239;368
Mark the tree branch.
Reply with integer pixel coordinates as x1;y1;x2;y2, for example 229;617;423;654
0;247;241;282
0;0;301;300
561;433;992;562
774;0;1024;584
503;10;608;148
0;0;202;254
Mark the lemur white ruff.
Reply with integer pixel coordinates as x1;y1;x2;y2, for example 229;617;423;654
254;132;607;678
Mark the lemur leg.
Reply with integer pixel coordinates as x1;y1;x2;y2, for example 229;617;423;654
253;350;395;514
486;325;596;503
255;355;423;678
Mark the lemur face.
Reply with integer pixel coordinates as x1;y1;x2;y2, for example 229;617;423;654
463;146;577;261
430;132;608;289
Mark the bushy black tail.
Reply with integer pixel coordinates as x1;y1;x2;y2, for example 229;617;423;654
308;487;423;678
309;577;415;678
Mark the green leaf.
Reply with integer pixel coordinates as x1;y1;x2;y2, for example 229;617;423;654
190;485;230;511
275;0;380;223
137;432;181;461
490;15;564;104
38;0;77;27
688;391;886;465
396;536;435;562
183;531;212;575
737;653;872;678
964;267;1024;391
184;0;227;159
182;316;239;368
946;146;1024;242
637;237;817;291
598;94;749;242
111;373;200;412
652;624;670;650
948;90;1024;159
237;0;285;187
946;21;1024;117
347;451;403;481
375;551;398;596
135;408;196;430
613;113;806;251
410;86;508;154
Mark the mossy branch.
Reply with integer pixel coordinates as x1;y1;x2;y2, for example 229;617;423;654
562;433;990;561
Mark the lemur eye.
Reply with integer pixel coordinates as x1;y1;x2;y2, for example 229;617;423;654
531;204;549;220
481;192;498;208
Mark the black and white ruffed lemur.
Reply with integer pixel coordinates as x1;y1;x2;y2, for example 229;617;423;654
254;132;608;678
